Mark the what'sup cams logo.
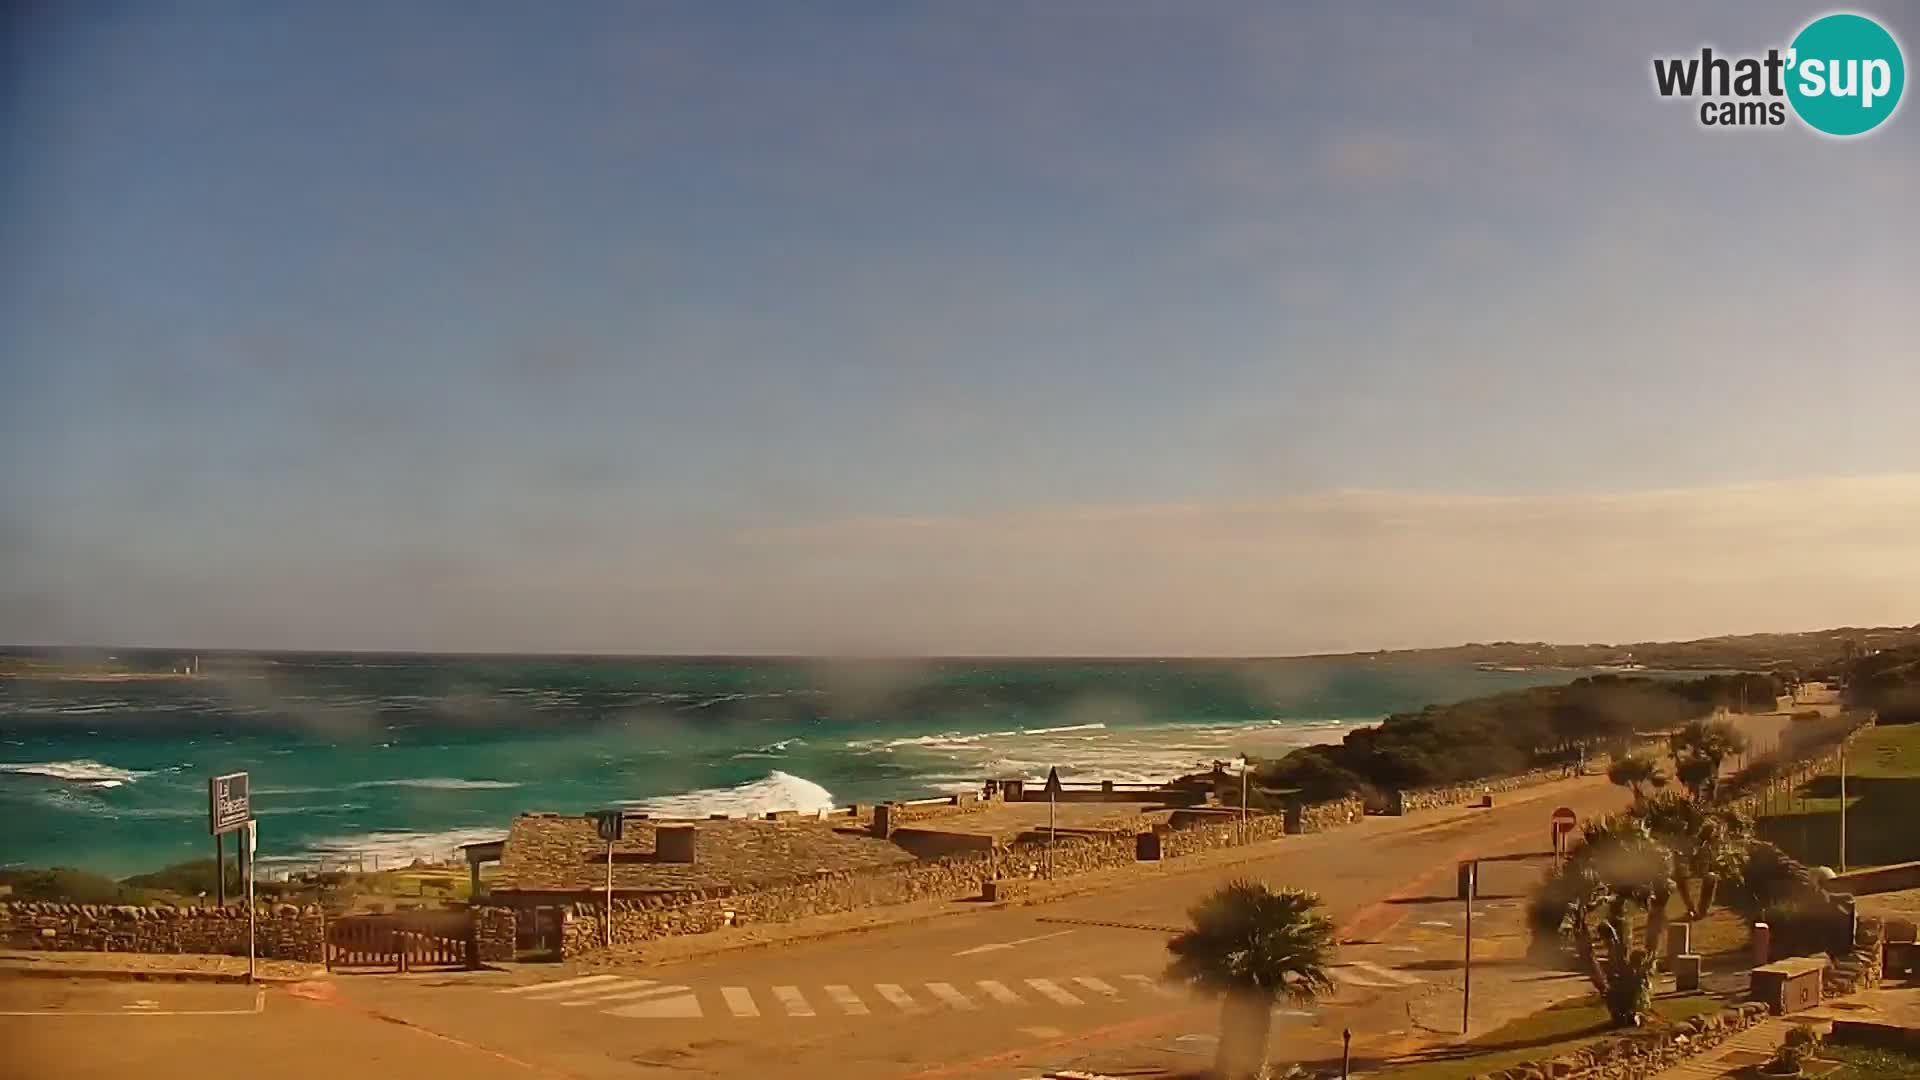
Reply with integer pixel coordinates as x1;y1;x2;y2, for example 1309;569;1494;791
1654;12;1905;136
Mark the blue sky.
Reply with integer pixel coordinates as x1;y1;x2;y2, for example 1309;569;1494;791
4;3;1917;655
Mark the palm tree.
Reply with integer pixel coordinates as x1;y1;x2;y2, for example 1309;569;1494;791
1670;718;1749;799
1165;880;1338;1080
1606;754;1669;802
1634;791;1752;919
1528;816;1673;1027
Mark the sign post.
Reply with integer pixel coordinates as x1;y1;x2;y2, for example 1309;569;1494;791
208;773;251;906
1043;768;1063;880
245;819;258;984
595;810;623;948
1550;806;1578;859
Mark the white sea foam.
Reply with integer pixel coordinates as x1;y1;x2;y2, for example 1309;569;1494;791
267;826;510;870
1;759;150;787
625;769;836;818
347;777;521;791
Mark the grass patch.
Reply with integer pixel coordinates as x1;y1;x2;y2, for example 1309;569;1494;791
1380;992;1723;1080
1820;1043;1920;1079
1755;723;1920;868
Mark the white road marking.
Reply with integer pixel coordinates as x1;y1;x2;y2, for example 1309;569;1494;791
1019;1025;1064;1039
722;987;760;1017
1124;974;1182;999
925;982;978;1010
1024;978;1084;1006
556;979;657;1004
1331;966;1394;989
1418;920;1453;928
587;983;690;1006
952;929;1077;957
604;993;702;1019
1071;976;1122;1000
1351;960;1423;986
772;986;814;1017
976;980;1025;1006
498;974;625;995
876;983;923;1014
0;991;266;1018
825;985;869;1015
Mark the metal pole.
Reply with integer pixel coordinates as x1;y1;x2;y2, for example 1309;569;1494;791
246;820;257;984
1342;1028;1352;1080
605;839;615;948
215;833;226;906
1463;861;1475;1035
1047;790;1056;879
1839;744;1848;873
1241;758;1249;837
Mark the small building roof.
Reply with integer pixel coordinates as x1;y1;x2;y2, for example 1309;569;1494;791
490;813;917;896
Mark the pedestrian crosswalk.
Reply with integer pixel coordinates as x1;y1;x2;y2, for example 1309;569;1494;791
493;961;1427;1021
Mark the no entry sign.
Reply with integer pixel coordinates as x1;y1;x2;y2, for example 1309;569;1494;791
1550;806;1578;852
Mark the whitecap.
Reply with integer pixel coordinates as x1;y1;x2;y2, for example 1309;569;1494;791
1;759;150;787
624;769;835;818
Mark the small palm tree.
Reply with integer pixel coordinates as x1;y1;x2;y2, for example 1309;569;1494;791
1165;880;1337;1080
1529;816;1674;1027
1607;754;1669;802
1670;718;1749;799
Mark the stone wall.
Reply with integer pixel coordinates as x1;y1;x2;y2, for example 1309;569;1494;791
558;831;1145;954
1461;1001;1771;1080
473;905;516;963
0;901;326;962
1391;765;1574;815
1832;861;1920;896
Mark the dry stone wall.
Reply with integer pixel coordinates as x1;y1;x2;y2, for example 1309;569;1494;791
0;901;326;962
1462;1001;1771;1080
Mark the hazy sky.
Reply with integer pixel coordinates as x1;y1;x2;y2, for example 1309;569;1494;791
4;3;1917;655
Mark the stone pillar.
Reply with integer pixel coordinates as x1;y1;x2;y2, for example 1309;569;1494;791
1753;921;1772;967
1674;954;1703;992
1101;780;1115;794
655;825;696;863
1284;804;1304;835
871;803;894;838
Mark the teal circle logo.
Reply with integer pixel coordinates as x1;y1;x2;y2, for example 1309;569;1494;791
1787;13;1905;136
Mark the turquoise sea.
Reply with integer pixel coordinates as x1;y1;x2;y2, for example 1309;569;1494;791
0;654;1588;876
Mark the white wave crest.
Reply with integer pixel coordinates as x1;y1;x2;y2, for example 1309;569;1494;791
264;826;509;871
626;770;836;819
348;777;521;791
1;759;150;788
850;721;1110;751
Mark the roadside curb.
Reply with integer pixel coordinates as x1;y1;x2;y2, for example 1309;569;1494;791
0;963;323;985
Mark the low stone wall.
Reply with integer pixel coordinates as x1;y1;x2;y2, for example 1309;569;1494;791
1832;861;1920;896
473;906;515;963
0;901;326;962
1391;766;1572;815
1461;1001;1771;1080
558;832;1145;954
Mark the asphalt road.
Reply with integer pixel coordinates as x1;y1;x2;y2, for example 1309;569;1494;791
0;772;1630;1080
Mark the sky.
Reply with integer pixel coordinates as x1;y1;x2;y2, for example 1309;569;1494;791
3;2;1917;656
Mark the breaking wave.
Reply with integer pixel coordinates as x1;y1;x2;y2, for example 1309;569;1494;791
625;770;836;818
1;759;150;788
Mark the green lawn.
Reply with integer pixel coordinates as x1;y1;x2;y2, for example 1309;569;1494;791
1756;723;1920;869
1821;1043;1920;1079
1378;992;1723;1080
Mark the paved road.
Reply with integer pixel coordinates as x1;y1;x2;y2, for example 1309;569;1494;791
0;772;1629;1080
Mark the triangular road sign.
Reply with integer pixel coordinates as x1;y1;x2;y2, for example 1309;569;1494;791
1043;767;1064;795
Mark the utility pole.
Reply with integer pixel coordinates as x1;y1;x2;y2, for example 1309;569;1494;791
1839;743;1848;873
1462;860;1476;1035
1240;756;1250;839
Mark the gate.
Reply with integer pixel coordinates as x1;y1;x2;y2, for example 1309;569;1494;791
326;911;476;971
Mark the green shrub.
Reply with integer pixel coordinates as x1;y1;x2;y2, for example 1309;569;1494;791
0;867;123;903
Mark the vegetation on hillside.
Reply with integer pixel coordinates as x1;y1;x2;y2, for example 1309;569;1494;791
1247;672;1783;801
